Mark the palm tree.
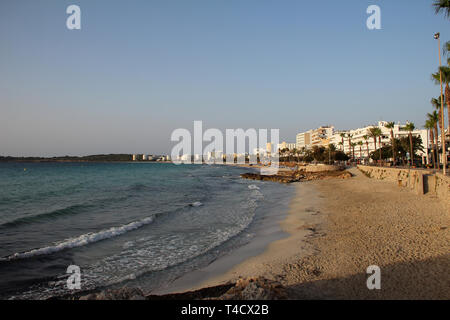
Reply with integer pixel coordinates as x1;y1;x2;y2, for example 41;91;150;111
384;122;396;165
291;148;298;163
347;134;353;160
378;134;383;164
433;0;450;18
339;133;346;151
351;142;356;161
368;127;382;165
357;141;363;162
327;144;336;164
431;97;445;137
443;40;450;130
363;135;370;161
432;68;450;130
301;147;307;157
425;119;437;169
402;123;416;166
427;111;441;169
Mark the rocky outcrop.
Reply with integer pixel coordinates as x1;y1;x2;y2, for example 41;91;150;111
79;288;146;300
241;169;352;184
240;173;299;184
208;277;287;300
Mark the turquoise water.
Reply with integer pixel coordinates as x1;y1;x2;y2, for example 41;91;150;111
0;162;293;299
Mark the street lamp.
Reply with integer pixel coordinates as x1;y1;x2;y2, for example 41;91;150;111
434;32;447;175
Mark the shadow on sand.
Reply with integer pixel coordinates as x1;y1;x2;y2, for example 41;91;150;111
285;254;450;300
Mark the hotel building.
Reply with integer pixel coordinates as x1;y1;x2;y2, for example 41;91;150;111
296;126;335;150
329;121;429;162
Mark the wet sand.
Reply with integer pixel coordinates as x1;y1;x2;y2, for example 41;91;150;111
163;167;450;299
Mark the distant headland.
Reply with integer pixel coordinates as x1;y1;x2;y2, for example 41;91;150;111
0;154;169;163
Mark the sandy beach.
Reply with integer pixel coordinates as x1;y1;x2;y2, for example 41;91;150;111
167;167;450;300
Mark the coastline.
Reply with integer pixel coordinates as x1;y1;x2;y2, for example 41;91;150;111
156;167;450;300
152;176;322;295
151;177;298;295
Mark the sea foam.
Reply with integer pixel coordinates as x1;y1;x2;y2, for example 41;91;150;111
190;202;203;207
0;216;155;261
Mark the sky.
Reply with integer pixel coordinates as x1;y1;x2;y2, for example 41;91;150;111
1;0;449;156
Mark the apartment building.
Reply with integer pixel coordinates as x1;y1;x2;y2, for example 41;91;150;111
296;126;334;150
330;121;429;161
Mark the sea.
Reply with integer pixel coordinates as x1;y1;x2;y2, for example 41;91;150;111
0;162;293;299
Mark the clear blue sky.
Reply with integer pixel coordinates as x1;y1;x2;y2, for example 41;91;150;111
1;0;448;156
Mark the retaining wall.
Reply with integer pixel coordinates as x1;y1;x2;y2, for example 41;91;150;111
357;165;450;205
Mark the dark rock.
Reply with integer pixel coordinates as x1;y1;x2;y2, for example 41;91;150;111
77;277;287;300
79;287;145;300
210;277;287;300
240;170;353;184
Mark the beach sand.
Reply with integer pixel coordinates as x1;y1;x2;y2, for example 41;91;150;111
167;167;450;299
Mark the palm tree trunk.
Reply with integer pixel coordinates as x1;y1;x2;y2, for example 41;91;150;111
372;138;377;164
366;142;369;161
378;136;382;166
390;129;396;165
409;133;414;166
434;125;440;169
430;130;436;169
348;138;351;160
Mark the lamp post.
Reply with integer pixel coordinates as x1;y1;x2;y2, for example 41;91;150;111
434;32;447;175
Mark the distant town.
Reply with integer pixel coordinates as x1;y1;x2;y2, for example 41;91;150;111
168;120;448;167
1;120;448;167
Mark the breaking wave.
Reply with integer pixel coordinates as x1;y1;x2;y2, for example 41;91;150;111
0;216;155;262
189;202;203;207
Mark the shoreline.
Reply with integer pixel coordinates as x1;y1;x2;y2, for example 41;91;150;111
153;167;449;300
152;179;322;295
151;179;297;295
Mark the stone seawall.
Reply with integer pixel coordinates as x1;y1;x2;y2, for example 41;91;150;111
357;165;450;205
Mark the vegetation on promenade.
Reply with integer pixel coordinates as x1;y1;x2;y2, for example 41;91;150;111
278;145;349;164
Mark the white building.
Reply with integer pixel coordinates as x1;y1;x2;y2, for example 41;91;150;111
296;131;312;150
296;126;335;150
252;148;268;156
330;121;429;162
277;142;297;151
181;154;191;162
206;151;223;163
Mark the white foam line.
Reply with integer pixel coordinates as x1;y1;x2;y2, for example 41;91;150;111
191;202;203;207
1;216;155;261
